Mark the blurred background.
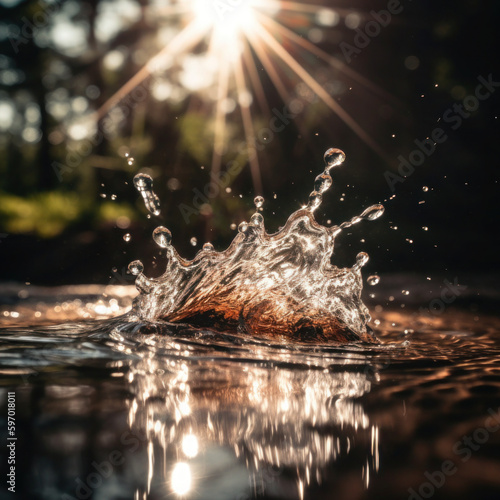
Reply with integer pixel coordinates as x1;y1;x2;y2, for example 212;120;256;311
0;0;498;286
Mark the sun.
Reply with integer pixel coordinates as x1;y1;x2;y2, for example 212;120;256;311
189;0;259;43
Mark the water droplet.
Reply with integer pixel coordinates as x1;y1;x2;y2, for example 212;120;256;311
100;193;106;198
133;173;153;192
250;213;264;226
361;204;385;221
422;226;429;231
111;194;117;201
123;233;131;242
127;157;135;166
146;195;161;216
402;290;410;295
355;252;369;268
230;223;237;231
153;226;172;248
190;237;197;246
367;275;380;286
203;242;214;251
422;186;429;192
324;148;345;169
238;222;248;233
307;191;322;211
254;196;264;209
128;260;144;276
314;173;332;193
134;173;161;216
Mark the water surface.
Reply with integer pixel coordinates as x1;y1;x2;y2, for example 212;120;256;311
1;281;499;500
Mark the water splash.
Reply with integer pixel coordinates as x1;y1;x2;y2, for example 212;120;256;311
131;148;384;343
133;173;161;216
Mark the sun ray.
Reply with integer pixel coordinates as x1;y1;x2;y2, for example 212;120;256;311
234;56;263;194
94;19;209;122
210;53;231;179
79;0;397;199
245;28;319;156
253;20;387;160
259;14;399;106
245;29;291;105
242;44;270;117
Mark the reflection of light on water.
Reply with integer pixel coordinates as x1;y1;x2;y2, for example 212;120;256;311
171;462;192;496
125;342;381;498
182;434;199;458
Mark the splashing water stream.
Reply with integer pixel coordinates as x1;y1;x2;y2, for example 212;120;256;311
131;149;384;342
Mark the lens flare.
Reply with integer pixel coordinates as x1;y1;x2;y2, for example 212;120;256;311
189;0;264;43
93;1;393;194
171;462;192;496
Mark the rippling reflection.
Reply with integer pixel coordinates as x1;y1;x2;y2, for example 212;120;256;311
3;285;500;499
122;332;381;499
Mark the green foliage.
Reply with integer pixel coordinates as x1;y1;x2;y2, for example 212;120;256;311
0;191;83;238
97;200;136;225
0;191;136;238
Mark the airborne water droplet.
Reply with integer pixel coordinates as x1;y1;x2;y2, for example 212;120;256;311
153;226;172;248
128;260;144;276
190;237;197;246
250;213;264;226
133;173;153;192
324;148;346;170
422;186;429;192
355;252;369;269
133;173;161;216
307;191;322;211
123;233;131;242
314;173;332;193
361;204;385;221
238;222;248;233
254;196;264;209
203;242;214;251
367;275;380;286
